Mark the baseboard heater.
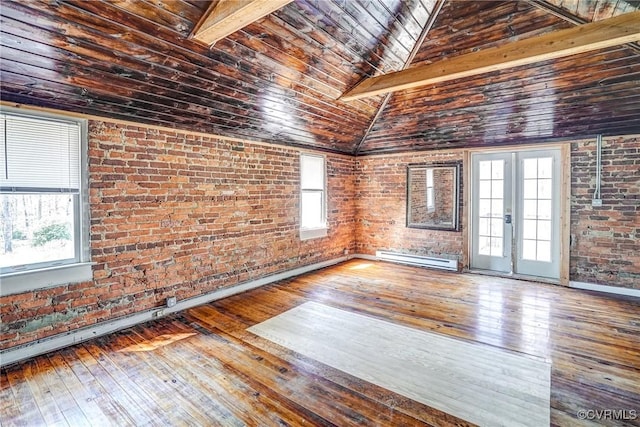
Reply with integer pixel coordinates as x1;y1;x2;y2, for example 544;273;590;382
375;251;458;272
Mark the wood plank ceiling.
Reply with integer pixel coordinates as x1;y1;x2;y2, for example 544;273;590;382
1;0;639;155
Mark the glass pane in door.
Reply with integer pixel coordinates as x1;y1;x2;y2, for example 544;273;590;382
477;160;504;257
521;157;553;262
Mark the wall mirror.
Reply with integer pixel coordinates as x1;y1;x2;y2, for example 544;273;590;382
407;162;461;231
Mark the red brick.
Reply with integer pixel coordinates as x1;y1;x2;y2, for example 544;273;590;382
570;136;640;288
0;119;356;351
5;119;635;352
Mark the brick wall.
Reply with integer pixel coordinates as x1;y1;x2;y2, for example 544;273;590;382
570;135;640;288
408;168;429;223
408;167;456;226
434;168;455;224
355;136;639;289
2;126;638;351
0;121;356;350
354;152;464;262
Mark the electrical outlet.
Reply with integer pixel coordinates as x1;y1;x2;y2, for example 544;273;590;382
155;309;165;318
166;296;177;308
592;199;602;207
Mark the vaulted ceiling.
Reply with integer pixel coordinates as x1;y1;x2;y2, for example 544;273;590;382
1;0;639;155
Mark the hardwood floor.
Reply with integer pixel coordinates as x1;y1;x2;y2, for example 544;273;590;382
1;259;639;426
248;301;551;427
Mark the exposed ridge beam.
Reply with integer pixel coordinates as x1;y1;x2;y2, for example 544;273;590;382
191;0;293;46
353;0;446;155
524;0;640;53
340;11;640;101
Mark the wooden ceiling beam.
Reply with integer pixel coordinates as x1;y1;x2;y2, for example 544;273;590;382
340;11;640;101
524;0;640;54
191;0;293;46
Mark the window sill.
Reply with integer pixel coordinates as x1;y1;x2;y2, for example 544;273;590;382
0;262;94;296
300;227;328;241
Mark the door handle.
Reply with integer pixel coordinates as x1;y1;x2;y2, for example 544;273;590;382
504;214;512;224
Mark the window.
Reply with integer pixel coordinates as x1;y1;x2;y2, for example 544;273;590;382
0;109;91;295
426;168;435;212
300;153;327;240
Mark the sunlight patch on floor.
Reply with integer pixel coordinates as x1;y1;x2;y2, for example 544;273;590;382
118;333;196;352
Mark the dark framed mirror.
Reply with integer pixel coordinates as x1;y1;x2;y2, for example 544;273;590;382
406;162;461;231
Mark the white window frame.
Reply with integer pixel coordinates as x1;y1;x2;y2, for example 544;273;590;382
426;168;435;212
0;107;92;296
299;153;327;240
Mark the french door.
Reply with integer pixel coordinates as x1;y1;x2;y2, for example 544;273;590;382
471;149;561;279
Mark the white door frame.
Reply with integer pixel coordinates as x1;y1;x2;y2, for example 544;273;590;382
465;144;570;285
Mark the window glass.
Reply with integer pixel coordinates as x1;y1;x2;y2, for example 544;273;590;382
300;154;326;235
300;155;324;190
301;192;323;228
1;194;75;269
0;112;86;275
426;168;434;211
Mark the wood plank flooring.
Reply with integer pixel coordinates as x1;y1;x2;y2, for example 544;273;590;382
1;259;639;426
249;301;551;427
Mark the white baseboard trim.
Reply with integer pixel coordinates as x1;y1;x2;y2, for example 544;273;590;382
351;253;379;261
0;256;349;367
353;256;639;299
569;281;640;298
